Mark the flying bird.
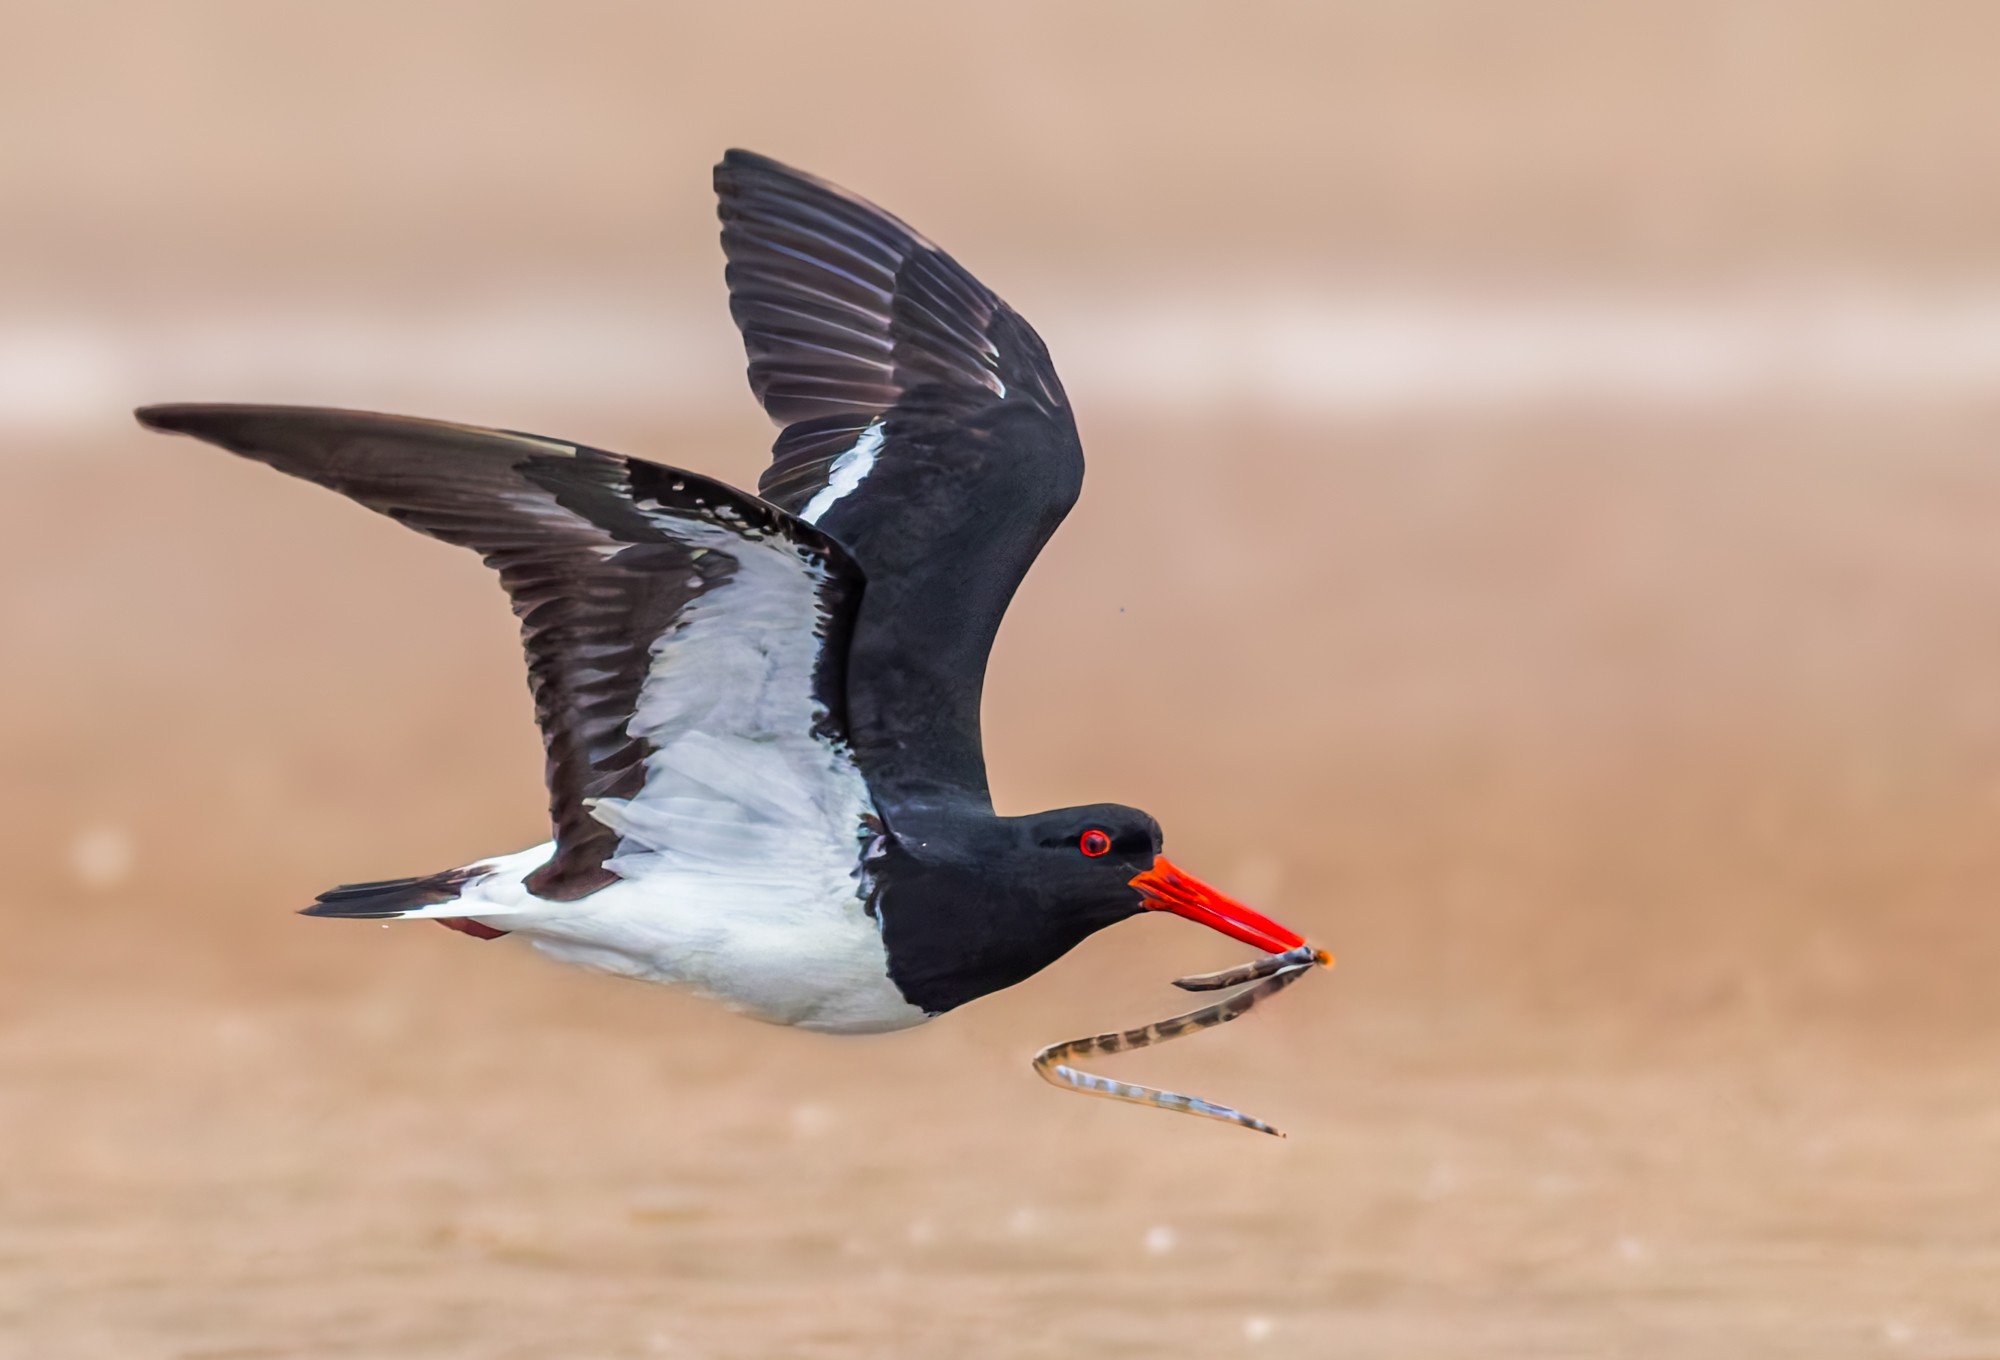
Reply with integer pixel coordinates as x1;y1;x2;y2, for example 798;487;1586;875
137;151;1315;1043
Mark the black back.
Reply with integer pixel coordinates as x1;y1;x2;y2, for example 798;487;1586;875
715;151;1084;817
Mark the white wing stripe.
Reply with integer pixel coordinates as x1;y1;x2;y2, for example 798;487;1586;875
798;421;883;525
589;514;870;874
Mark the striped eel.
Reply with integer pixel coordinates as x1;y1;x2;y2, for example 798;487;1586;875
1032;944;1333;1137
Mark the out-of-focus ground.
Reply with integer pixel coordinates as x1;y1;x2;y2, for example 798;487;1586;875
5;4;2000;1357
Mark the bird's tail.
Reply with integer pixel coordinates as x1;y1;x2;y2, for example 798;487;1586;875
302;869;508;939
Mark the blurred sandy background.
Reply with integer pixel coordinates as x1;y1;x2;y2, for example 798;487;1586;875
6;3;2000;1356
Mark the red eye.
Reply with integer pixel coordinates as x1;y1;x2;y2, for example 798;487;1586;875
1079;829;1112;858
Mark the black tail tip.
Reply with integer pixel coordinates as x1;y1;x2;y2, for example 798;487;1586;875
303;870;471;920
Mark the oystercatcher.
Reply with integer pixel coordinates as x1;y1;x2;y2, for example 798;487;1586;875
136;151;1314;1036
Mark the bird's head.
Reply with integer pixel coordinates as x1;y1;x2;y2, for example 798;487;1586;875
873;802;1315;1015
1015;803;1308;953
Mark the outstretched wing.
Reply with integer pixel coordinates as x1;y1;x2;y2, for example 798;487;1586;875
137;404;864;900
715;150;1084;814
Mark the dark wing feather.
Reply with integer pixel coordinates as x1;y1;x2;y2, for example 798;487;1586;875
716;151;1083;812
136;403;861;899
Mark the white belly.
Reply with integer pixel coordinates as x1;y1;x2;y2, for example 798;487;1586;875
431;709;925;1033
468;863;927;1035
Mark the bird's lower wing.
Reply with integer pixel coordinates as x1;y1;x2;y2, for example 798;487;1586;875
137;403;866;900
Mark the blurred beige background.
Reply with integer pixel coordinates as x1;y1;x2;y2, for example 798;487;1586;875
4;3;2000;1356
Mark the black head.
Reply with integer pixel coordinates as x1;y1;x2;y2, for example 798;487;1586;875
872;802;1306;1016
1014;801;1164;931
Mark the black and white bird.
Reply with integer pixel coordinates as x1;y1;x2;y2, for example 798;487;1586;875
137;151;1310;1036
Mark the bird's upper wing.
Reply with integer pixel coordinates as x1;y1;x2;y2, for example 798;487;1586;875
138;404;866;900
715;150;1084;815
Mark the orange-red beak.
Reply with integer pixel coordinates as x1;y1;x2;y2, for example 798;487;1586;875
1130;857;1307;955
